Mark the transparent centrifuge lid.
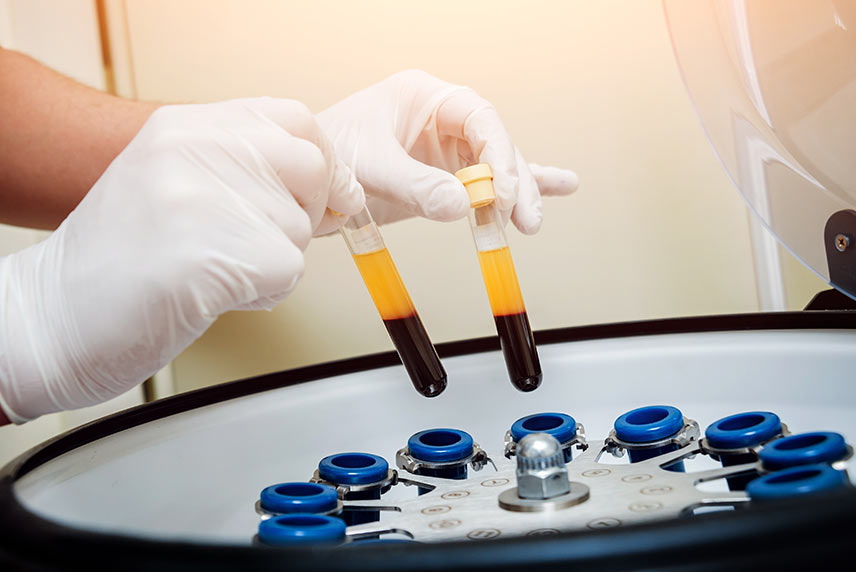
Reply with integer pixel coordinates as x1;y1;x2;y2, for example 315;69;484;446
664;1;856;300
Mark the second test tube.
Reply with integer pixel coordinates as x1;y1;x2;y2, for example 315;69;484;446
456;164;542;392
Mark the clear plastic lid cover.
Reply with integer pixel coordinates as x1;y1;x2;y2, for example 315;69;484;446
664;1;856;299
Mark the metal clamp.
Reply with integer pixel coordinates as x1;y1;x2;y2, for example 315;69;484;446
832;446;855;470
309;469;398;497
605;417;700;456
395;443;493;474
503;423;588;459
254;499;344;520
699;422;791;458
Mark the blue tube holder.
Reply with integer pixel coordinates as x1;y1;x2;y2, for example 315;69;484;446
257;514;347;546
613;405;687;471
407;429;474;463
705;411;783;450
510;412;577;444
259;482;339;515
318;453;389;486
747;463;851;501
614;405;684;443
759;432;849;471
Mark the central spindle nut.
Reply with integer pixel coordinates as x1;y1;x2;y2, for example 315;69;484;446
516;433;570;499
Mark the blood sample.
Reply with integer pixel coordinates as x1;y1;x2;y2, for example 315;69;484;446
339;207;447;397
456;164;542;392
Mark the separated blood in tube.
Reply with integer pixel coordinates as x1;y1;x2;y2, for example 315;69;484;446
339;207;447;397
455;164;542;392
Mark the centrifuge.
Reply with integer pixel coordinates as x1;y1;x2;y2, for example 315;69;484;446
1;1;854;570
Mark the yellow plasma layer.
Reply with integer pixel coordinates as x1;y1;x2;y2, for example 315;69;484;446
477;246;526;317
352;248;416;321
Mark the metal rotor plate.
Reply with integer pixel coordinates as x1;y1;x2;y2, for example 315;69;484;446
342;440;752;542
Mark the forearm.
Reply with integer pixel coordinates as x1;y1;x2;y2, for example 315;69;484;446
0;48;157;229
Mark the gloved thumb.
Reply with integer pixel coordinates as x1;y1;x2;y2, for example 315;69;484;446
366;147;470;222
313;158;365;236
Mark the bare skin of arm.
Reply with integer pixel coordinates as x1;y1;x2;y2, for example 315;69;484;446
0;47;157;229
0;48;156;425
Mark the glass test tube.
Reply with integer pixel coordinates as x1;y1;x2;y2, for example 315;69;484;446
339;207;447;397
455;164;542;392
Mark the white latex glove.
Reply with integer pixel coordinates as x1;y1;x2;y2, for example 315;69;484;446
318;69;579;233
0;98;364;423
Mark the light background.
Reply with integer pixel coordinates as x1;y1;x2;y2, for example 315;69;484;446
0;0;826;461
111;0;823;391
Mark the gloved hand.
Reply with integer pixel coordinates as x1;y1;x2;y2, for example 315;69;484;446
318;69;579;233
0;98;364;423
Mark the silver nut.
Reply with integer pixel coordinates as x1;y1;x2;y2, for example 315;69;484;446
516;433;570;500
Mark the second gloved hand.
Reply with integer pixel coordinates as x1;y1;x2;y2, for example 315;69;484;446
0;98;364;422
318;70;579;233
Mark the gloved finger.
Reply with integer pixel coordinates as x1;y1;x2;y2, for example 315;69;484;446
237;232;306;310
510;149;543;235
438;90;519;212
234;97;331;158
230;179;313;252
314;209;345;236
248;129;332;231
301;164;363;238
180;126;315;249
529;163;580;196
234;295;281;312
326;157;366;217
363;146;470;222
272;191;314;251
235;97;349;197
237;98;362;229
364;195;412;226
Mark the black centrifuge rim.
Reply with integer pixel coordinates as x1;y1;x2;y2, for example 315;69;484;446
1;310;854;570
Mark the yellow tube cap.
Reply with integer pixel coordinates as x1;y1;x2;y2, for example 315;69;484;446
455;164;496;207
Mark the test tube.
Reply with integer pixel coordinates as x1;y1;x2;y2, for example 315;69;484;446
339;207;447;397
455;164;542;392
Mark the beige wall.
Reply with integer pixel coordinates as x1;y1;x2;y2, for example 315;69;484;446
781;244;828;308
110;0;765;392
